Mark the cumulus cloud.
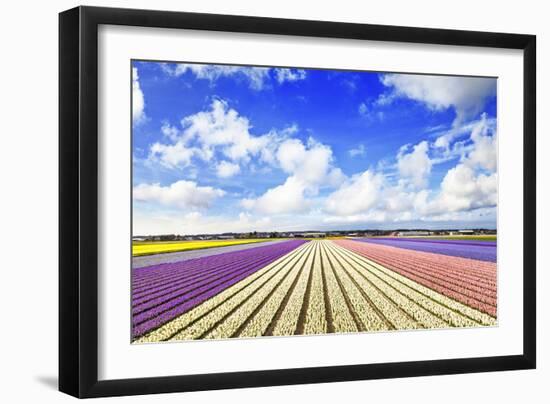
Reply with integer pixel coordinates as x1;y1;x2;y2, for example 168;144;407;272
216;160;241;178
148;99;283;170
241;176;310;215
422;114;497;215
139;84;497;229
133;180;225;209
324;170;384;216
149;142;197;169
425;165;497;214
241;137;345;215
430;114;497;175
397;140;432;188
182;99;274;162
465;114;497;172
323;113;497;224
276;138;337;186
378;74;496;125
132;67;146;124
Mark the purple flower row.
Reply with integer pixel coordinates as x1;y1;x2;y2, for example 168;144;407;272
356;238;496;262
369;237;496;247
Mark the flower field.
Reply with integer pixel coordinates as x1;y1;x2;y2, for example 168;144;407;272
133;238;497;343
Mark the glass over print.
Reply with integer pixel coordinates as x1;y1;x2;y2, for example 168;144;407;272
131;61;498;344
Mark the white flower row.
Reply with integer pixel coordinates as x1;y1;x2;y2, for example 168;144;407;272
205;244;310;340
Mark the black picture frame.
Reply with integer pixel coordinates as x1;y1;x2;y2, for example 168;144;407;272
59;5;536;398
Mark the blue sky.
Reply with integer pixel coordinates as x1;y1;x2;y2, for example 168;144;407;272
132;60;497;235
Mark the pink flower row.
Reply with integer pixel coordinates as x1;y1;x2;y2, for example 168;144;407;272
335;239;497;317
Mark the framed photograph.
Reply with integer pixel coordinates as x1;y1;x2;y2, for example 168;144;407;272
59;6;536;398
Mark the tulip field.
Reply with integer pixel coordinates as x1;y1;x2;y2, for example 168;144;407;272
132;237;497;343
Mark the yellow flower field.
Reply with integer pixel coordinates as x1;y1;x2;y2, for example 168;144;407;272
132;239;272;257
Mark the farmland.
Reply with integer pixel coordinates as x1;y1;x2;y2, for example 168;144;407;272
133;238;497;343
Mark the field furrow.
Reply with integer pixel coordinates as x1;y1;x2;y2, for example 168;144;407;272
269;243;316;336
318;243;358;333
303;243;328;335
321;244;389;332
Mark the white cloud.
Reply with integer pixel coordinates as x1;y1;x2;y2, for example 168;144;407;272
430;114;497;174
348;144;366;158
358;102;384;122
276;138;340;186
324;170;384;216
397;140;432;188
241;176;310;215
148;99;283;169
139;87;497;230
182;99;273;163
149;142;197;169
425;165;497;214
418;115;498;216
241;137;344;215
274;68;307;84
161;64;306;90
133;210;275;236
374;92;395;107
132;67;146;124
133;180;225;209
379;74;496;125
358;102;368;116
161;63;271;90
160;123;181;142
216;160;241;178
323;113;497;225
465;114;497;172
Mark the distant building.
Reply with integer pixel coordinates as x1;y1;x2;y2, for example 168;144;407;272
397;231;431;237
300;232;326;238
